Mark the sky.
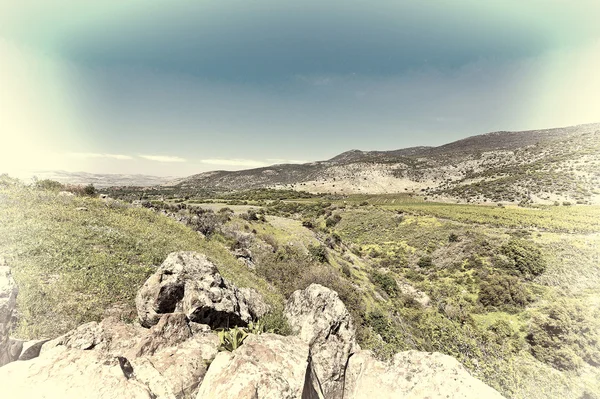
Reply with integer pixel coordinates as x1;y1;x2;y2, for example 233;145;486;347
1;1;599;177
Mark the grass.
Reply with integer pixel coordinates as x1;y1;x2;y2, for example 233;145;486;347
0;186;280;339
379;202;600;233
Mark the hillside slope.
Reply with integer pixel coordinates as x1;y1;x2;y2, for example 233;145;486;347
173;123;600;204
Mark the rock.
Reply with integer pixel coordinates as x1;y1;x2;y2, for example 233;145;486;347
134;313;193;357
2;314;220;399
18;338;51;360
196;333;322;399
284;284;357;399
6;338;23;362
0;265;18;367
0;346;156;399
75;207;88;211
398;281;431;308
343;350;504;399
136;251;269;329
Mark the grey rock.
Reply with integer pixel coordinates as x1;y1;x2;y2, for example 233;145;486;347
196;334;322;399
136;251;269;329
18;339;51;360
2;314;220;399
343;350;505;399
284;284;357;399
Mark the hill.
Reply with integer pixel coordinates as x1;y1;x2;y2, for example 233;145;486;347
173;123;600;205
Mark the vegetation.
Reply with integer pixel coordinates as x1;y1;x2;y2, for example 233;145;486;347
3;178;599;399
0;184;279;338
526;300;600;371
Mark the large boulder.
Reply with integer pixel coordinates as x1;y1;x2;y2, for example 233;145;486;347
136;251;268;328
0;314;220;399
343;350;504;399
284;284;357;399
0;264;18;366
196;333;323;399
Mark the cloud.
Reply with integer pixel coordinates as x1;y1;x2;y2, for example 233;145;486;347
68;152;133;160
200;159;269;167
139;155;186;163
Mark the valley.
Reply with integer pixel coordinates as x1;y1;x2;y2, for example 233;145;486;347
2;174;599;398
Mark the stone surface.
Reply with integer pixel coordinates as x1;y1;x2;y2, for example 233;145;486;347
0;346;156;399
18;339;50;360
284;284;357;399
136;251;269;329
2;314;219;399
196;333;321;399
0;265;18;367
343;350;505;399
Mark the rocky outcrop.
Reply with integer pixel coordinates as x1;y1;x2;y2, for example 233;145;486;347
0;314;220;399
136;251;269;328
284;284;357;399
0;248;503;399
196;333;321;399
0;264;18;367
343;350;504;399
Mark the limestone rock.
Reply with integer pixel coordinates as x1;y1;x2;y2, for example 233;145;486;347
0;346;156;399
284;284;357;399
343;350;505;399
136;251;268;329
196;334;321;399
0;265;18;367
4;314;219;399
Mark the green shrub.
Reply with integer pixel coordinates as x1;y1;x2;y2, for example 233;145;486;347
325;214;342;228
417;256;434;268
478;274;529;309
526;300;600;370
83;184;96;196
260;310;293;336
308;244;328;263
34;179;64;191
370;270;399;297
341;263;352;278
499;239;546;278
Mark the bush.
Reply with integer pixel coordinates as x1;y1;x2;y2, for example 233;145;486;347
83;184;96;196
188;210;222;237
526;300;600;370
417;256;434;268
448;233;460;243
301;219;314;228
325;214;342;228
260;310;293;336
500;239;546;278
308;244;328;263
34;179;64;191
370;270;398;297
341;263;352;278
241;209;259;221
478;274;529;309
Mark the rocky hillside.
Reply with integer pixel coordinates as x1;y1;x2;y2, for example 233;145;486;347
0;253;502;399
173;123;600;204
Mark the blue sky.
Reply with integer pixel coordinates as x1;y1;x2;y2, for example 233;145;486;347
1;1;599;177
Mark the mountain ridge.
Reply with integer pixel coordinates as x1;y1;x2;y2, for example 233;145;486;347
173;122;600;205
